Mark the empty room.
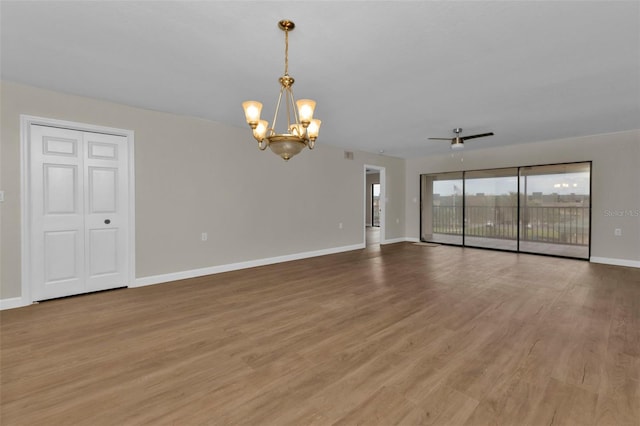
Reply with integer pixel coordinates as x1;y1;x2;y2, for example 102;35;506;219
1;1;639;425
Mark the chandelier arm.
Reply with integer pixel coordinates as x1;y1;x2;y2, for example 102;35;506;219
285;87;293;131
287;86;309;140
287;86;302;131
289;87;302;133
258;140;268;150
272;86;286;135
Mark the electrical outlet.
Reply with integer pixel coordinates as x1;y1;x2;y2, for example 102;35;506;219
614;228;622;237
201;232;208;241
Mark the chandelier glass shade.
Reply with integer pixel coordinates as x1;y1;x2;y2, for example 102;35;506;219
242;20;321;161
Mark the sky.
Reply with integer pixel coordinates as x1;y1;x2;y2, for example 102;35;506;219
434;172;590;196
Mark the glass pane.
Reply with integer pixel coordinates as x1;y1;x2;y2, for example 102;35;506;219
519;163;590;259
464;168;519;251
421;172;463;245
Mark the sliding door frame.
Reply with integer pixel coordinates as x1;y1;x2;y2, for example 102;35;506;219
419;161;592;260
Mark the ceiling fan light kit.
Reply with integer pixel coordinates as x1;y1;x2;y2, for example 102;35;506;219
242;20;321;161
450;140;465;150
429;127;494;150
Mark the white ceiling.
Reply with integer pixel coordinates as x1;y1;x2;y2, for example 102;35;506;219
2;1;639;158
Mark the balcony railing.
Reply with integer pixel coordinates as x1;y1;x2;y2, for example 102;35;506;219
432;205;589;246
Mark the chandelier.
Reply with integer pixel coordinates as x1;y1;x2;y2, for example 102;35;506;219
242;20;321;161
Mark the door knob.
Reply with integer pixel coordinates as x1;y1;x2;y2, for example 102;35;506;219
104;219;111;224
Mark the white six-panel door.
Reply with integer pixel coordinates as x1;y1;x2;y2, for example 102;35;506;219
30;124;129;301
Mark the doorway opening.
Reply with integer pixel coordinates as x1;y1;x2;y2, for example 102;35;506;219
364;165;385;246
372;183;381;227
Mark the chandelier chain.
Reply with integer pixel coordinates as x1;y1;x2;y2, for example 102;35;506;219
284;28;289;75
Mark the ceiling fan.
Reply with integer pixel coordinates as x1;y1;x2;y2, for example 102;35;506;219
429;128;494;150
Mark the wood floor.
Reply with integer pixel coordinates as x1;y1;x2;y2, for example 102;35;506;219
1;243;639;425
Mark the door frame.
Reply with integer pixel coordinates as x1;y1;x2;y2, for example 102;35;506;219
363;165;385;244
20;115;136;305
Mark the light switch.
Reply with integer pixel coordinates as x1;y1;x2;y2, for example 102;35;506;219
0;191;4;202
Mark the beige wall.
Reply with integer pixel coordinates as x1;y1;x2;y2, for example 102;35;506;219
405;130;640;263
3;80;635;303
0;81;405;300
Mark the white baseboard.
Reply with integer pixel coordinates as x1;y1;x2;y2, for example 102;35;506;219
381;237;411;244
133;243;365;288
590;257;640;268
403;237;420;243
0;297;30;310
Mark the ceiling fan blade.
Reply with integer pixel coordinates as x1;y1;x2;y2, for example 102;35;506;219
428;137;453;140
460;132;494;141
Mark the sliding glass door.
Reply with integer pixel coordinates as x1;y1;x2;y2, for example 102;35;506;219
519;163;590;258
464;168;519;251
421;172;463;245
420;162;591;259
